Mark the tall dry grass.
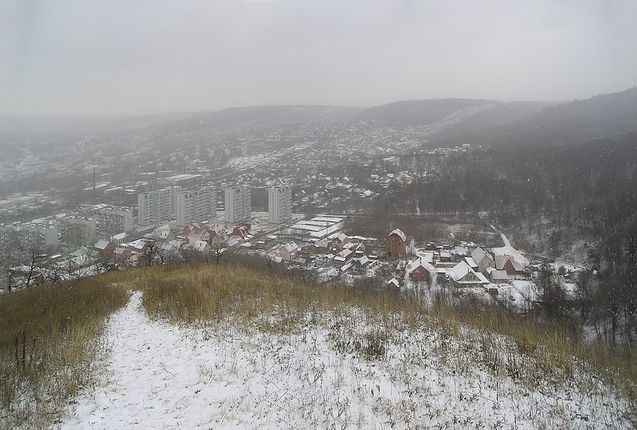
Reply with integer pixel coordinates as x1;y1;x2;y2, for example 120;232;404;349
0;279;128;429
135;264;637;399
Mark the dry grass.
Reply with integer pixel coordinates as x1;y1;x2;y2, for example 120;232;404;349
2;262;636;428
134;264;637;399
0;278;128;429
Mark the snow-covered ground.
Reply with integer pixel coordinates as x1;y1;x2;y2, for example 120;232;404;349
57;293;633;429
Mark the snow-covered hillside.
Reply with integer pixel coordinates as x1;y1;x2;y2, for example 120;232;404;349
56;292;633;429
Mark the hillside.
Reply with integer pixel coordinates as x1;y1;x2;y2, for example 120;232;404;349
432;87;637;146
2;265;635;429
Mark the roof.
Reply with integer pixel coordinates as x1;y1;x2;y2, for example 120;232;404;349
495;255;525;271
94;239;111;250
471;247;490;265
388;228;406;242
449;261;471;282
408;257;434;274
281;241;299;252
387;278;400;287
489;269;509;280
464;256;478;268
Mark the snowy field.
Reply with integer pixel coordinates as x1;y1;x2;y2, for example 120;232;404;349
57;292;633;429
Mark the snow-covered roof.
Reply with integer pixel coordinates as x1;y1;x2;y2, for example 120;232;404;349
282;241;299;252
449;261;471;281
94;239;111;250
387;278;400;288
471;247;489;265
465;256;478;268
388;228;406;242
495;255;526;271
489;269;509;280
407;257;434;274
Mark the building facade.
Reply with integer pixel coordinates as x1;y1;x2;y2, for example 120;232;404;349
96;207;134;235
268;184;292;224
224;185;251;224
0;223;58;251
175;185;217;226
137;186;180;226
60;217;97;247
386;229;407;259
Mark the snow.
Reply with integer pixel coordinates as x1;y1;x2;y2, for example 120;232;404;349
57;292;633;429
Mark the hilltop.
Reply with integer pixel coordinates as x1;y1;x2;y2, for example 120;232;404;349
1;264;635;429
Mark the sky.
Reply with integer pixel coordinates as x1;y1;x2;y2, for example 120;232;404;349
1;0;637;116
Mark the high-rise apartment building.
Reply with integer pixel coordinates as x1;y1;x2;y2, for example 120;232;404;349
268;184;292;224
137;186;180;226
224;185;251;224
175;185;217;226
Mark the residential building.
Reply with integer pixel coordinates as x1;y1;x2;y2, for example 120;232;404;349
408;258;433;282
137;186;180;226
268;184;292;224
386;229;407;259
279;241;300;261
176;185;216;226
448;261;489;287
96;207;133;235
60;217;97;247
224;185;251;223
2;223;58;251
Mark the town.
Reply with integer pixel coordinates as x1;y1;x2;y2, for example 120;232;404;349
0;172;582;315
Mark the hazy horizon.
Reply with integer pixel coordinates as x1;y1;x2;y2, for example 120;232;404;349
2;0;637;116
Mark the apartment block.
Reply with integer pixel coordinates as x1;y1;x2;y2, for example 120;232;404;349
96;207;134;235
137;186;180;226
175;185;217;226
60;217;97;247
0;223;58;251
268;184;292;224
224;185;251;224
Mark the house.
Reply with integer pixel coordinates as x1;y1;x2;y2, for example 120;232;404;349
486;267;509;283
471;247;495;274
386;229;407;259
448;261;489;287
279;241;300;261
114;247;133;262
387;278;400;289
94;239;115;258
193;240;210;253
408;258;433;282
152;224;173;241
496;256;526;278
110;232;127;246
336;232;349;247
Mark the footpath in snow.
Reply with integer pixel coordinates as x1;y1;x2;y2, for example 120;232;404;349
57;292;633;429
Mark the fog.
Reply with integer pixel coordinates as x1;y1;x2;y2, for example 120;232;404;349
2;0;637;115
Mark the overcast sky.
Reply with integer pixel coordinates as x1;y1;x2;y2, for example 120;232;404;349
2;0;636;116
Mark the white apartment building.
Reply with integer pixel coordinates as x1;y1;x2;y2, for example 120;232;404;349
175;185;217;226
224;185;251;224
0;223;59;251
96;207;133;235
60;217;97;247
137;186;180;226
268;184;292;224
